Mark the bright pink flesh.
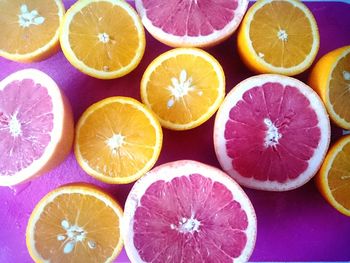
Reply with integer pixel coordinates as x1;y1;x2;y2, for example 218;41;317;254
0;79;53;176
133;174;248;263
225;83;321;183
142;0;238;36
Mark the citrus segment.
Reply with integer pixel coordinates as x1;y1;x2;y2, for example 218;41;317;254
123;160;257;262
214;74;330;191
60;0;145;79
237;0;319;76
135;0;248;47
26;184;124;262
0;0;64;62
141;48;225;130
75;97;162;184
309;46;350;130
0;69;74;186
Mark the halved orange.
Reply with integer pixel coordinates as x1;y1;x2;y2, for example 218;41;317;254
0;0;65;62
141;48;225;130
74;97;163;184
309;46;350;130
316;135;350;216
237;0;319;76
60;0;145;79
26;184;124;262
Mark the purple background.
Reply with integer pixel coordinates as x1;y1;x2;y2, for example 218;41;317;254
1;1;350;262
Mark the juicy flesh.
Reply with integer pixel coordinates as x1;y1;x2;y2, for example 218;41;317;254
142;0;238;36
0;79;53;176
0;0;60;54
68;2;140;72
249;1;314;68
225;82;321;183
133;174;248;262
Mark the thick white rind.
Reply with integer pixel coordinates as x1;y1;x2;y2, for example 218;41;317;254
214;74;331;191
122;160;257;263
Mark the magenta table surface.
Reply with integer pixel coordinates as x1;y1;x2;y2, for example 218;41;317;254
1;1;350;262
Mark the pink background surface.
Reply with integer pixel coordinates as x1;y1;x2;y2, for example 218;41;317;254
1;1;350;262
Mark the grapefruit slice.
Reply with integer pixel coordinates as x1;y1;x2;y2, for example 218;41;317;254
135;0;249;48
123;160;257;262
214;74;330;191
0;69;74;186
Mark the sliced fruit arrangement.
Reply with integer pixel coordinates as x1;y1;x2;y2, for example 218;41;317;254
316;135;350;217
214;74;330;191
141;48;225;130
26;183;124;262
135;0;248;48
0;0;65;62
75;96;162;184
237;0;319;76
0;69;74;186
123;160;257;263
309;46;350;130
60;0;145;79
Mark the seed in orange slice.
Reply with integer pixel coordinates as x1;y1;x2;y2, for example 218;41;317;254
141;48;225;130
316;135;350;216
0;0;65;62
59;0;145;79
0;69;74;186
309;46;350;130
75;96;163;184
237;0;320;76
26;183;124;262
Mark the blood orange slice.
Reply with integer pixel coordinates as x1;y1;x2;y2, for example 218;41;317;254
135;0;249;48
214;74;330;191
123;160;257;262
0;69;74;186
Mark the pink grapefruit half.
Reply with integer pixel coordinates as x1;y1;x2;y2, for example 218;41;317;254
123;160;257;263
0;69;74;186
214;74;330;191
135;0;249;48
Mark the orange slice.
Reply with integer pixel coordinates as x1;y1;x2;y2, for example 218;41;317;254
316;135;350;216
140;48;225;130
59;0;145;79
237;0;319;76
0;0;65;62
309;46;350;130
74;97;163;184
26;184;124;262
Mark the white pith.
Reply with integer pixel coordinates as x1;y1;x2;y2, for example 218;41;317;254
18;4;45;28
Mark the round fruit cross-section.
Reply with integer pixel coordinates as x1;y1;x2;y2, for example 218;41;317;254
123;160;257;263
214;74;330;191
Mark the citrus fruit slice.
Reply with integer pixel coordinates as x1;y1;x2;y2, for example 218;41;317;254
214;74;330;191
26;184;124;262
0;0;65;62
75;96;162;184
237;0;319;76
141;48;225;130
0;69;74;186
309;46;350;130
60;0;145;79
316;135;350;216
123;160;257;262
135;0;248;48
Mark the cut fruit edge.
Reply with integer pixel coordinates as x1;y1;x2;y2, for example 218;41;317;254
0;69;74;186
135;0;249;47
122;160;257;263
74;96;163;184
140;48;226;130
0;0;65;62
26;184;124;262
214;74;331;191
237;0;319;75
59;0;145;79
